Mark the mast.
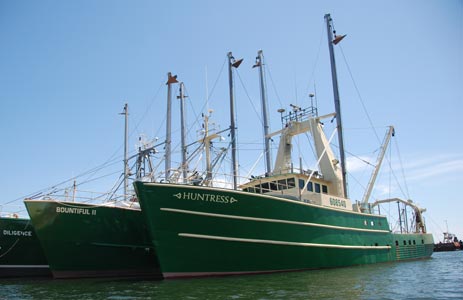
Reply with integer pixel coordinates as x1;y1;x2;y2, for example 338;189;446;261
227;52;242;189
254;50;272;176
72;180;76;202
120;103;129;201
204;113;213;183
325;13;348;198
165;72;178;181
178;82;188;183
200;111;221;186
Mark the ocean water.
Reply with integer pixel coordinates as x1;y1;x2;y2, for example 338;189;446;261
0;252;461;300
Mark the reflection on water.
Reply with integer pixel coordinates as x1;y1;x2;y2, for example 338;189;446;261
0;252;461;300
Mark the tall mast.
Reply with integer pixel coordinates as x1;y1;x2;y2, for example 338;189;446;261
178;82;188;183
204;113;213;183
201;112;221;186
165;72;178;181
121;103;129;201
325;13;348;198
254;50;272;176
227;52;242;189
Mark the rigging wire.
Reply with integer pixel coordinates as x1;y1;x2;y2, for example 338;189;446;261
265;65;284;111
193;57;227;123
207;57;227;108
166;58;227;177
393;135;411;199
3;155;122;207
82;78;165;189
4;78;167;209
131;79;165;138
235;70;262;125
336;42;414;205
235;67;276;179
337;45;381;145
304;23;326;98
182;83;204;142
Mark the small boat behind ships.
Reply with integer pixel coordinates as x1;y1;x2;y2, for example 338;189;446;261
434;232;463;252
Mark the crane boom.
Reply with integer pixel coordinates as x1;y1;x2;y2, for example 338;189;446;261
362;126;395;204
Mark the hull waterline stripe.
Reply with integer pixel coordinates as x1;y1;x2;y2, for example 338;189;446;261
161;207;389;233
163;269;304;279
179;233;391;250
0;265;49;268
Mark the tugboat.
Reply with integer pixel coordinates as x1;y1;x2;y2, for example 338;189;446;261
434;232;462;252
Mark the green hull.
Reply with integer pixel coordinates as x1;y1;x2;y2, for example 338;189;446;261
135;182;434;279
0;217;51;277
24;200;162;279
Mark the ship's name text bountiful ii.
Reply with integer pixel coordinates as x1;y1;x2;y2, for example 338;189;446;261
173;192;238;204
56;206;97;215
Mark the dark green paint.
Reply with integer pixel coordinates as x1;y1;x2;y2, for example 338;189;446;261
24;200;162;279
135;182;434;278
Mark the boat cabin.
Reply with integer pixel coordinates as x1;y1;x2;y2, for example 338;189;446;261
240;172;353;211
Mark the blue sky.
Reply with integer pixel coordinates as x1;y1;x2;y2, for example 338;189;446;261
0;1;462;241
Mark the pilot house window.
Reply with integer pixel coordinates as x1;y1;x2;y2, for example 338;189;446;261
307;182;313;192
287;178;296;188
277;179;287;190
322;185;328;194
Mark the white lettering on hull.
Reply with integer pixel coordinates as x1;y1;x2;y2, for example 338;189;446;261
2;230;32;237
173;192;238;204
56;207;97;215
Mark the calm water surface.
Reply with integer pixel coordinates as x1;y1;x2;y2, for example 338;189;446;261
1;252;461;300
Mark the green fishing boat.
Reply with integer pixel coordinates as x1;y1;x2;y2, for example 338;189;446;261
135;182;433;278
134;14;434;279
0;216;50;277
24;199;161;279
23;104;162;279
